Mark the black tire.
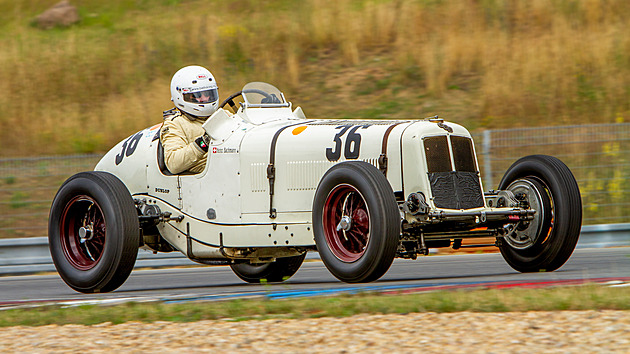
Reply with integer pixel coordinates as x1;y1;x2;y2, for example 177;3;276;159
230;253;306;283
497;155;582;272
312;161;400;283
48;171;139;293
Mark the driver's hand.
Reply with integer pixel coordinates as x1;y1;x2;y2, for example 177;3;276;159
202;133;211;145
194;134;210;153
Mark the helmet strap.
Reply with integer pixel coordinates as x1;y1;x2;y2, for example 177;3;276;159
177;108;208;122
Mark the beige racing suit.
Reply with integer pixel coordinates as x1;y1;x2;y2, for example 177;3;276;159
160;109;207;174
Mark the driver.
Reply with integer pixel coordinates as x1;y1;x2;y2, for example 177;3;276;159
160;65;218;174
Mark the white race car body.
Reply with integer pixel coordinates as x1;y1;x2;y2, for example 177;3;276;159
50;82;582;292
96;98;479;257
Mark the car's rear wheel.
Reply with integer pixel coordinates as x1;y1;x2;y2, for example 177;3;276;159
497;155;582;272
48;172;139;293
313;161;399;283
230;253;306;283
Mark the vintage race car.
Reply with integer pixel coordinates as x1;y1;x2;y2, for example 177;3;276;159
48;82;583;293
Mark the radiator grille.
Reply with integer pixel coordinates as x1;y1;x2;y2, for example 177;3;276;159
424;136;483;209
451;136;477;172
429;171;484;209
424;136;451;172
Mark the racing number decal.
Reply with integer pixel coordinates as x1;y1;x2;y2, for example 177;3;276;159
115;132;143;165
325;126;350;161
325;125;370;161
344;125;365;159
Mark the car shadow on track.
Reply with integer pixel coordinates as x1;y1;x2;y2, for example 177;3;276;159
117;270;545;294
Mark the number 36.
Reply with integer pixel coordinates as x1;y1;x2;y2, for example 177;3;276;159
325;125;369;161
115;132;143;165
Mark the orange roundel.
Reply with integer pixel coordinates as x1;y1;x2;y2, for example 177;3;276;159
292;126;307;135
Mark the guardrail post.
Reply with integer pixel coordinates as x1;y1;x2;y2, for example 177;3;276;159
482;129;492;189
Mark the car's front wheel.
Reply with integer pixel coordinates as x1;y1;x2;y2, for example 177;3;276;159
312;161;399;283
497;155;582;272
48;171;139;293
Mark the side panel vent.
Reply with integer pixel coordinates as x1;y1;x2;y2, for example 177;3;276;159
286;161;333;191
362;158;378;168
250;163;267;193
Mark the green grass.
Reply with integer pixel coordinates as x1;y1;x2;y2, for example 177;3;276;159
2;176;15;185
0;285;628;328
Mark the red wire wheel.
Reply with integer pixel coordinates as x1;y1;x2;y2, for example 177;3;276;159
59;195;106;270
313;161;399;283
322;184;370;262
49;171;139;293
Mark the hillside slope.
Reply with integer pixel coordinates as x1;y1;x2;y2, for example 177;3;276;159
0;0;629;156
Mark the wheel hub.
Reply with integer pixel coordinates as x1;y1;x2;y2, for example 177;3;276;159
336;215;352;232
79;226;93;242
505;179;548;249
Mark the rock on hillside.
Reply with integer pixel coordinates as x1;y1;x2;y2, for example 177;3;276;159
34;0;80;30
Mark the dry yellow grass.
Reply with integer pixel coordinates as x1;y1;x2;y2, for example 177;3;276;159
0;0;629;156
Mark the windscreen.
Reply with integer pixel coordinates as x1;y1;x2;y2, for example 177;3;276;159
242;82;287;106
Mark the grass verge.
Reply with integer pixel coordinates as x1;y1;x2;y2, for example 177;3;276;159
0;284;628;328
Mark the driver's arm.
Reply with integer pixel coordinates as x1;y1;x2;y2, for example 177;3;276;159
161;118;207;174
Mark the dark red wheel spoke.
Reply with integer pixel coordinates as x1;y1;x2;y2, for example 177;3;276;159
346;230;366;250
335;204;343;220
86;206;95;225
83;242;95;261
91;234;105;247
350;228;368;246
352;208;369;232
342;194;351;216
347;193;358;216
89;241;102;259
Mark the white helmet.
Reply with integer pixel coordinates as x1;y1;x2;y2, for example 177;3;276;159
170;65;219;118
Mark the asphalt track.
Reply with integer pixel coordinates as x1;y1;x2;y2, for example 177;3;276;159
1;248;628;307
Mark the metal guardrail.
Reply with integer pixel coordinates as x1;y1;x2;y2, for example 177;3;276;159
576;223;630;248
0;238;200;276
0;224;628;276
